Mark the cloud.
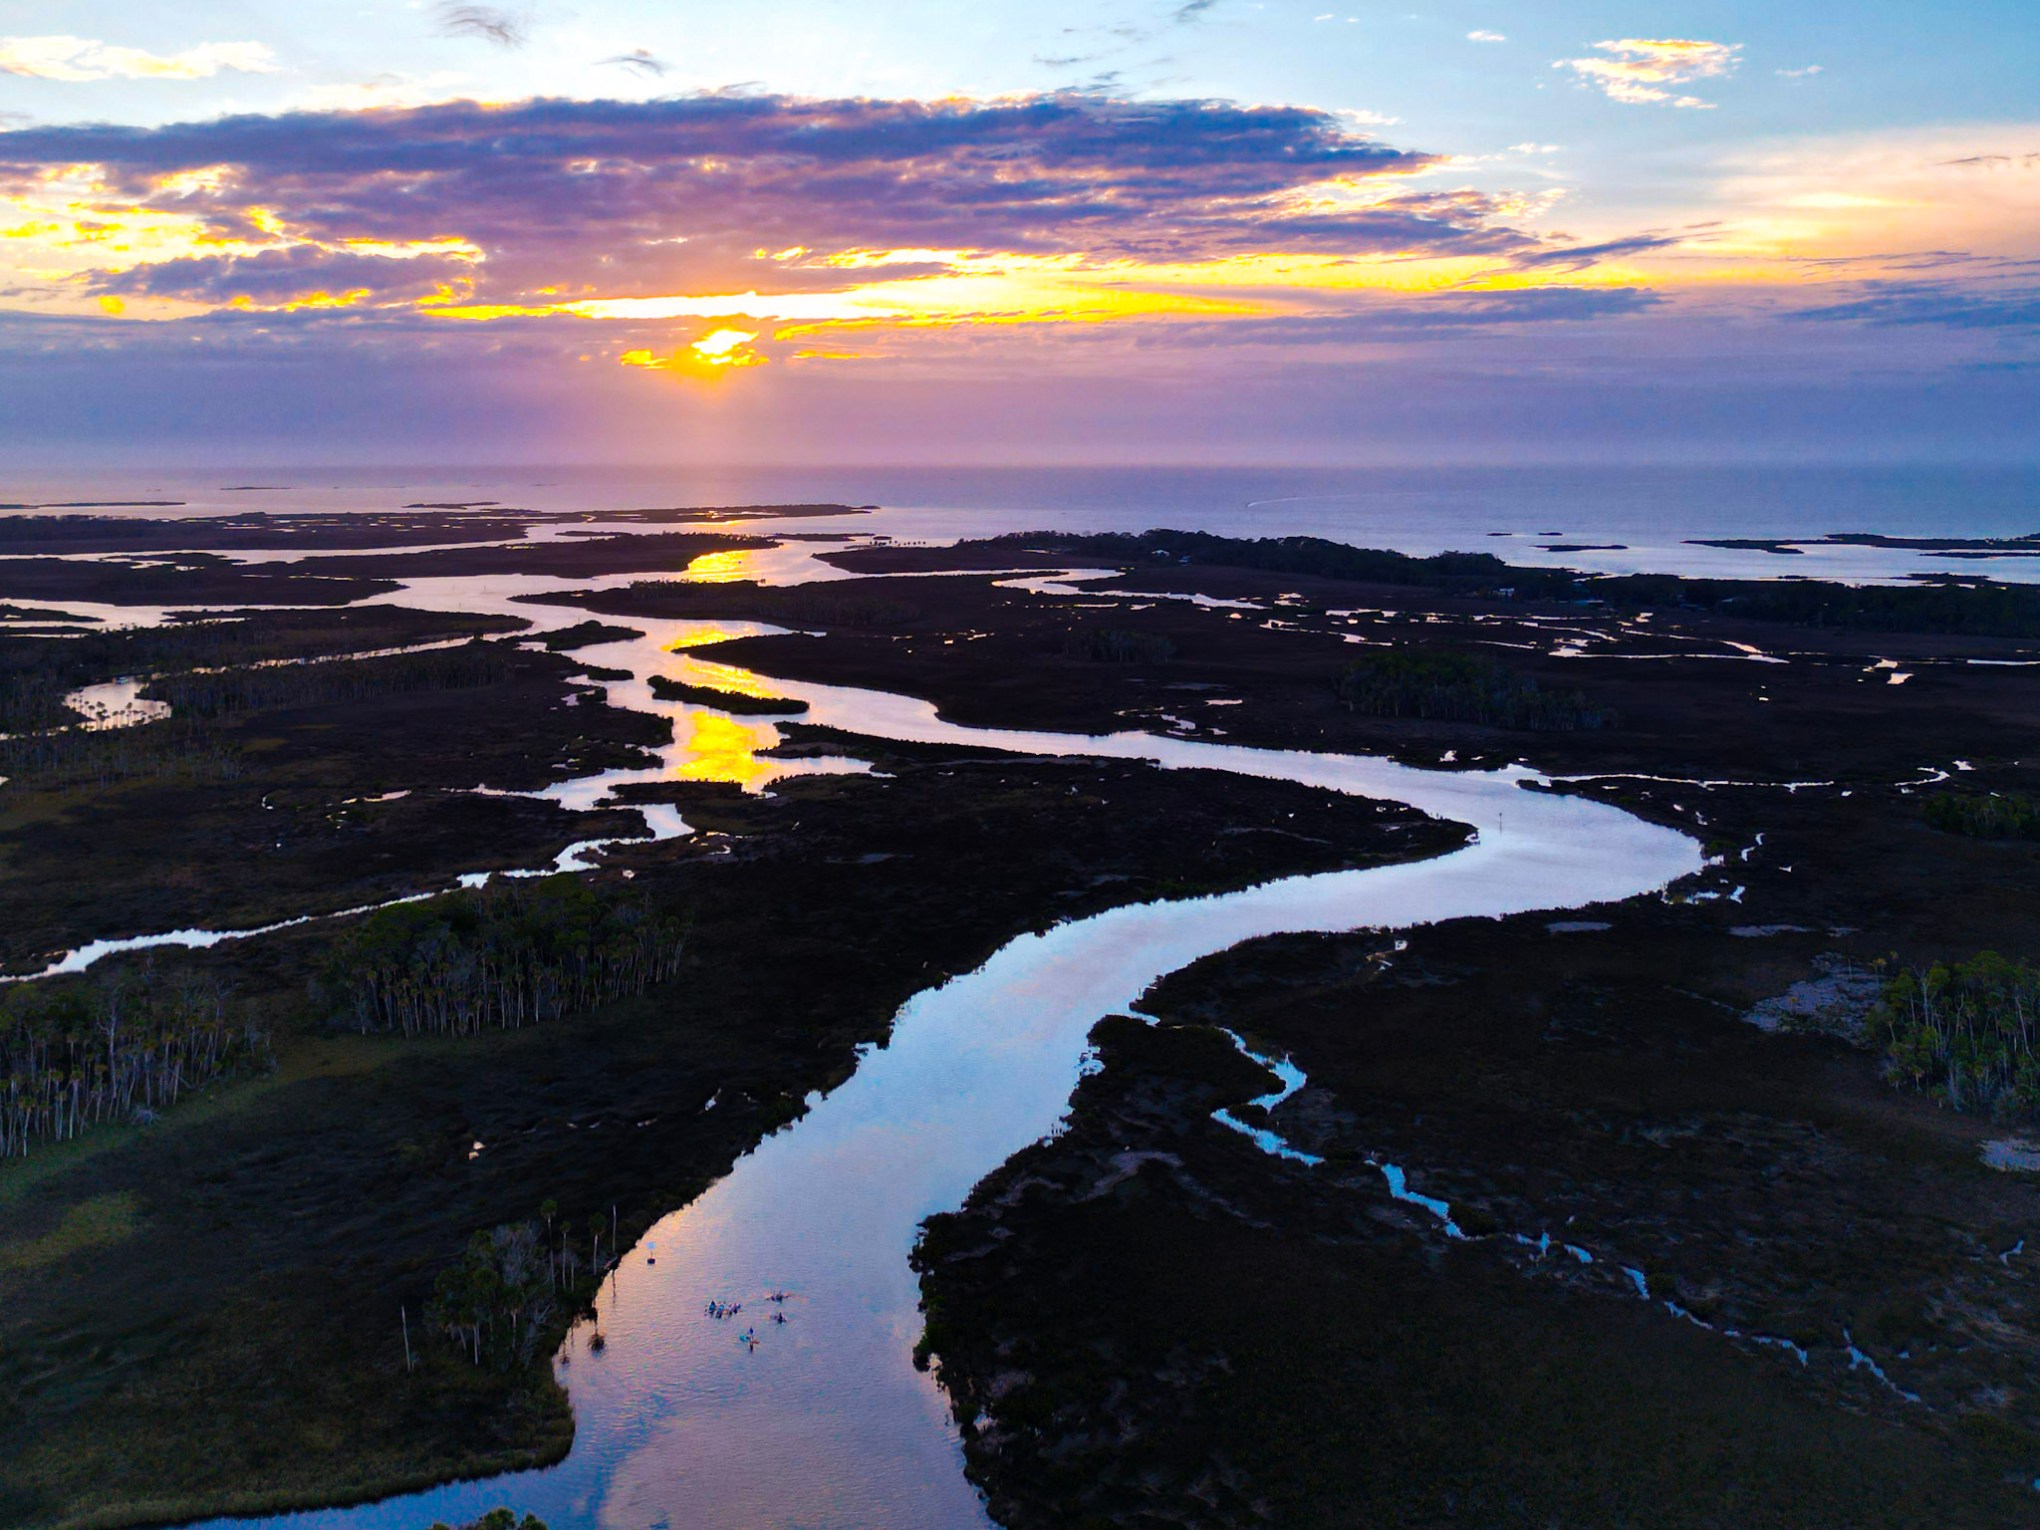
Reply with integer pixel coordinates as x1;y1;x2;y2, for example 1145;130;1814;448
1510;232;1685;271
1431;286;1661;324
1169;286;1665;345
1943;152;2040;171
1467;31;1506;44
1706;127;2040;266
1033;1;1224;85
1556;38;1740;109
92;246;468;306
1796;281;2040;330
1776;65;1823;79
621;328;764;373
434;5;529;48
0;91;1512;317
0;35;277;82
599;49;668;77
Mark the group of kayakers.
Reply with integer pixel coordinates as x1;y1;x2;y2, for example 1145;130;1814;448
706;1290;794;1347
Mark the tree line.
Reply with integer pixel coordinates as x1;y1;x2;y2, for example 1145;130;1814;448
1879;952;2040;1122
0;716;242;789
316;875;688;1038
0;965;267;1159
1336;649;1612;732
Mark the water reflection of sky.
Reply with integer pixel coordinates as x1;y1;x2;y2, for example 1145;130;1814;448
0;482;2005;1529
179;634;1700;1530
0;533;1719;1530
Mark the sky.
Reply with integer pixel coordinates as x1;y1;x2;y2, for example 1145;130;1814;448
0;1;2035;467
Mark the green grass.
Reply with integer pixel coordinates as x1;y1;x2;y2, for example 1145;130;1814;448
0;1193;139;1273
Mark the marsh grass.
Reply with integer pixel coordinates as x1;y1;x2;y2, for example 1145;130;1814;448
0;1191;138;1272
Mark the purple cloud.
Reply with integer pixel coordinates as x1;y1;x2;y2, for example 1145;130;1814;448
0;93;1533;309
1797;281;2040;330
1510;232;1687;271
92;246;468;304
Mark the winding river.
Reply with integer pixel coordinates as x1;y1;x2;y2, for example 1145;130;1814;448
7;559;1701;1529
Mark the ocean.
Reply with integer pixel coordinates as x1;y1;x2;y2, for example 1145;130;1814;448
3;463;2036;584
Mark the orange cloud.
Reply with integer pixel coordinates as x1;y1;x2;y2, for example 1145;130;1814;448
620;328;766;376
1557;39;1741;109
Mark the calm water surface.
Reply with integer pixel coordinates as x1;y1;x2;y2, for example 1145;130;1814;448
4;462;2037;584
161;572;1701;1530
0;474;1882;1525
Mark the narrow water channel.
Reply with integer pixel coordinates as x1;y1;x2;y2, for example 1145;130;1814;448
0;560;1699;1529
145;572;1701;1530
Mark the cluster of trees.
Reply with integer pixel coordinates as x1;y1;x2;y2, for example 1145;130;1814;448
317;876;688;1038
431;1513;547;1530
1336;649;1612;732
0;966;267;1159
1924;790;2040;841
1061;627;1178;664
147;641;515;719
430;1222;559;1370
430;1204;616;1371
1879;952;2040;1121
